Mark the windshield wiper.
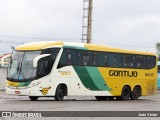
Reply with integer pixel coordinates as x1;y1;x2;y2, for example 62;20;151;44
17;62;21;74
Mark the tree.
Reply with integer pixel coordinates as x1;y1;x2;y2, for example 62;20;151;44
156;42;160;60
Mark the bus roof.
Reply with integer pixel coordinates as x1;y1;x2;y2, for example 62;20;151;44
15;41;156;56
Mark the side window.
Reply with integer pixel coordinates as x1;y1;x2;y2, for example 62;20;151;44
77;50;91;66
123;54;135;68
38;57;50;77
92;52;97;66
96;52;108;67
51;49;60;63
42;48;60;70
147;56;156;69
58;49;76;68
135;55;146;69
109;53;123;67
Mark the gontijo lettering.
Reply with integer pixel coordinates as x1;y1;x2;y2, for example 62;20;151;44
109;70;138;77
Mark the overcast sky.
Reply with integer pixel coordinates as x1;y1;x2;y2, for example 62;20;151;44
0;0;160;54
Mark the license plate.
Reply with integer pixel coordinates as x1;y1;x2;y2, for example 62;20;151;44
15;91;20;94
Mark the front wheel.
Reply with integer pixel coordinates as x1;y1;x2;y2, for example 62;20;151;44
55;85;65;101
130;86;141;100
29;96;38;101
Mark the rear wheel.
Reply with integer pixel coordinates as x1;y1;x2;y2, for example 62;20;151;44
120;86;131;100
29;96;38;101
130;86;141;100
95;96;107;101
55;85;65;101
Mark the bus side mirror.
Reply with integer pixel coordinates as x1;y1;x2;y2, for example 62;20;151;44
33;54;51;68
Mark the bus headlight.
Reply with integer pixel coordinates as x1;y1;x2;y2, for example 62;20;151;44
28;82;41;88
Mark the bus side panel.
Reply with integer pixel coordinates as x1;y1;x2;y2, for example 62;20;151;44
98;67;157;96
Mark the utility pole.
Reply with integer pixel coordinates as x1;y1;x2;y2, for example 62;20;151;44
82;0;93;44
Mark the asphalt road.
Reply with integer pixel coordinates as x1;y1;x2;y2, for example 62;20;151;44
0;90;160;120
0;68;160;119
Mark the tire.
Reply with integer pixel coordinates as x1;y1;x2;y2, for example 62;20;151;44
29;96;38;101
55;85;65;101
95;96;107;101
130;86;141;100
120;86;131;100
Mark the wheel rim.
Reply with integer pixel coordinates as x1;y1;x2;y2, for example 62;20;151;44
122;86;130;100
133;89;138;97
58;89;64;100
131;87;140;100
124;89;130;98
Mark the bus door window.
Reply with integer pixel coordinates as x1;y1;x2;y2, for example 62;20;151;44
42;48;60;70
38;57;50;77
51;49;60;63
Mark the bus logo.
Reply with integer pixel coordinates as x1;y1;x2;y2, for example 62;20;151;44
40;86;51;95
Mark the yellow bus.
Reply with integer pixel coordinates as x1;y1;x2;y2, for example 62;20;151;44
5;41;157;101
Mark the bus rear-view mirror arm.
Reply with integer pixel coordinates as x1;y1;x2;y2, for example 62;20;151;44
33;54;51;68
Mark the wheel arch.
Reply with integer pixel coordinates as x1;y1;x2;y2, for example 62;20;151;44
123;85;131;91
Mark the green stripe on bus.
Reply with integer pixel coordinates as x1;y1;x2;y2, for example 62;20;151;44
19;81;31;87
63;46;88;50
73;66;100;90
85;67;110;91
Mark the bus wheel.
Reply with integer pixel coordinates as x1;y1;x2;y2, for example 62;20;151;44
120;86;130;100
29;96;38;101
130;86;141;100
95;96;107;101
55;85;64;101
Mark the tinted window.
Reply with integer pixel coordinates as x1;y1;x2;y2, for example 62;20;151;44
123;54;135;68
58;49;76;68
77;50;91;66
109;53;123;67
135;55;146;69
147;56;156;69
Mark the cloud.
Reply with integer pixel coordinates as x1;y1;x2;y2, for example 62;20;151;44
0;0;160;53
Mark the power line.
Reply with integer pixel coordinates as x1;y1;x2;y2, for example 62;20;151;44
0;40;24;45
0;34;80;40
93;40;155;49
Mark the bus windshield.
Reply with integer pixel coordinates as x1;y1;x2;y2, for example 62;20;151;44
7;51;41;81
